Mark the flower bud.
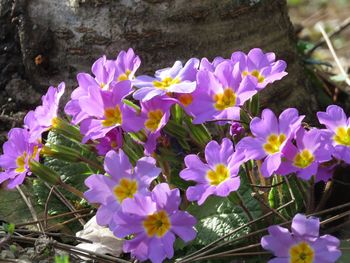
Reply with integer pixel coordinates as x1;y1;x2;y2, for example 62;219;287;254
230;122;245;138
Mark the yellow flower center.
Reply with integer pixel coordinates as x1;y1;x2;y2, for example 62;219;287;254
242;70;265;83
293;149;315;168
102;105;122;127
145;109;163;132
178;94;193;107
113;178;138;203
153;77;180;90
51;117;59;128
289;241;314;263
263;133;286;154
213;88;237;111
207;164;230;186
143;210;171;237
117;69;132;81
334;126;350;146
15;152;27;173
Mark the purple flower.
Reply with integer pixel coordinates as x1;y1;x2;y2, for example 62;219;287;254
110;183;196;263
114;48;141;82
140;97;175;155
78;83;143;143
315;163;337;183
64;56;117;124
261;213;341;263
95;128;123;156
317;105;350;164
277;128;334;180
65;51;138;124
84;149;160;226
185;61;257;124
0;128;40;188
179;138;245;205
236;108;304;177
133;58;199;101
231;48;287;90
24;82;65;142
199;56;228;71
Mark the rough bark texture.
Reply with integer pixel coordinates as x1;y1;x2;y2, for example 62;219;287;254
0;0;317;122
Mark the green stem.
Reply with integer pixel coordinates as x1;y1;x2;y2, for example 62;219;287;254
78;156;104;172
59;181;85;200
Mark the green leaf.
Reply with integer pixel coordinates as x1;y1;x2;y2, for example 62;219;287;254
184;117;212;147
0;182;44;227
240;109;251;131
54;255;70;263
338;240;350;263
122;133;144;165
2;223;15;235
249;93;260;117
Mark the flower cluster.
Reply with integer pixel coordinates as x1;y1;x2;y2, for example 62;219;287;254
235;105;350;182
0;47;346;262
84;150;197;262
0;83;65;188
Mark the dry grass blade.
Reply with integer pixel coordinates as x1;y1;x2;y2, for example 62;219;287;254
15;208;92;228
307;17;350;55
44;182;85;226
16;185;45;233
316;23;350;89
2;235;130;263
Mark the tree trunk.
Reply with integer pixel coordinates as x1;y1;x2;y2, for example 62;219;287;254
0;0;317;121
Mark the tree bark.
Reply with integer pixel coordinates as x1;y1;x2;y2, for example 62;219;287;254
1;0;317;117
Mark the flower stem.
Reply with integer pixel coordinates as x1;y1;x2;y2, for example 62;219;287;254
78;156;104;172
59;181;85;200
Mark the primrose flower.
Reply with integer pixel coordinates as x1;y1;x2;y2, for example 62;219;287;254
79;83;143;143
133;58;199;101
111;183;196;263
231;48;287;90
317;105;350;164
277;128;333;180
65;50;138;124
174;57;228;111
236;108;304;177
114;48;141;81
64;56;117;124
180;138;245;205
24;82;65;142
84;149;160;226
185;61;257;124
261;213;341;263
0;128;40;188
199;56;228;71
95;128;123;156
140;97;175;155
